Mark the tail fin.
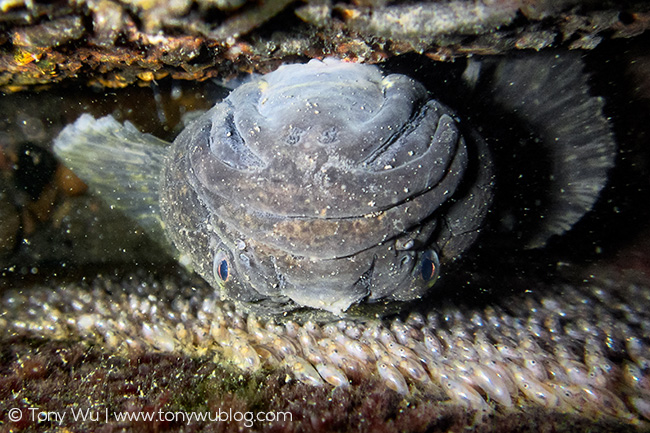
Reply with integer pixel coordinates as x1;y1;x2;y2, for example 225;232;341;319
479;53;616;248
53;114;171;250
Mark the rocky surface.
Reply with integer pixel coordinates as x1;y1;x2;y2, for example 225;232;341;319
0;0;649;90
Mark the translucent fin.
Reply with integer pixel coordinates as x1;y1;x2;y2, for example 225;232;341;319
53;114;171;250
486;53;616;248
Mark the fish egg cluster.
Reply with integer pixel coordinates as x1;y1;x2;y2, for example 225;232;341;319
1;269;649;425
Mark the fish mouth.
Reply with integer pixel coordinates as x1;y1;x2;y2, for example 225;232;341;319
269;254;423;318
274;260;376;316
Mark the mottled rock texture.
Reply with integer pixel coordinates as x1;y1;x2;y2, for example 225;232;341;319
0;0;649;91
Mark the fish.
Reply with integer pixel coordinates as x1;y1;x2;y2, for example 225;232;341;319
53;54;615;317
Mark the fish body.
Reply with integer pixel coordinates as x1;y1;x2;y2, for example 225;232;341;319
54;54;615;317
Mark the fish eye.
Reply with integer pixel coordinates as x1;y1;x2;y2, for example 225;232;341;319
217;259;229;281
213;250;230;282
420;250;440;282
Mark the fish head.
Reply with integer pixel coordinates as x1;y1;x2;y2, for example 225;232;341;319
208;217;443;315
177;58;483;315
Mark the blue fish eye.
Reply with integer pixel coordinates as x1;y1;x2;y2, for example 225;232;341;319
421;250;440;282
217;259;229;281
213;251;230;282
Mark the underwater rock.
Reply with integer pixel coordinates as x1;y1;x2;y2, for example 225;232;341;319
1;0;649;90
